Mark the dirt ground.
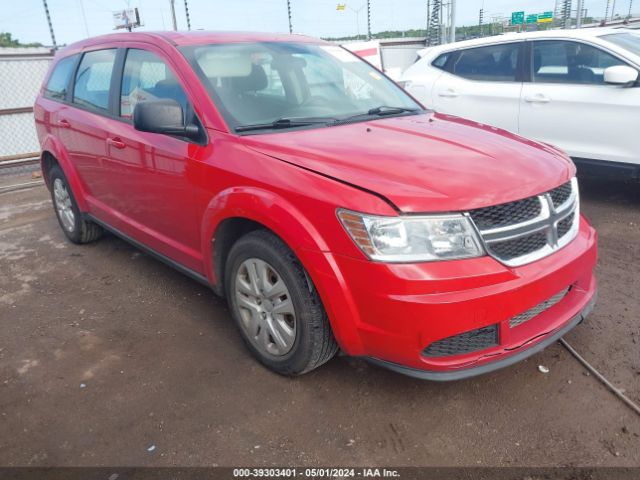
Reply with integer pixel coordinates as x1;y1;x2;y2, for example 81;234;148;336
0;167;638;467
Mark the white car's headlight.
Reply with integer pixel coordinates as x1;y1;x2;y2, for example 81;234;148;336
337;210;485;262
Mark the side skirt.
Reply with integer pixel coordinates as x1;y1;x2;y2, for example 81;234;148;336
85;213;211;288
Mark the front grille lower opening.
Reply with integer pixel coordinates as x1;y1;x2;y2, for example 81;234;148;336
422;324;499;358
510;287;571;328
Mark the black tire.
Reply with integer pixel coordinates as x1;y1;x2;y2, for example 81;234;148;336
49;164;103;244
225;230;338;375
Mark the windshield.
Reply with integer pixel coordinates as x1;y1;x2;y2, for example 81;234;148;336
600;32;640;58
180;42;421;133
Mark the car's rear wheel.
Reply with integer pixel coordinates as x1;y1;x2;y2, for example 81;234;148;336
225;230;338;375
49;165;102;244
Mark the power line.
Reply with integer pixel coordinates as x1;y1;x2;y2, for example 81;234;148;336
287;0;293;33
78;0;90;37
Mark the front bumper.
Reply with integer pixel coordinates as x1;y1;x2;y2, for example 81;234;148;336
312;215;598;380
366;292;595;381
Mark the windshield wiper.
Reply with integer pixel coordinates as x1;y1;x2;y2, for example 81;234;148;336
367;106;421;116
235;117;335;133
333;106;421;124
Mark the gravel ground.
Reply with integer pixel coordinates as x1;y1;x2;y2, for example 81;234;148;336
0;168;638;467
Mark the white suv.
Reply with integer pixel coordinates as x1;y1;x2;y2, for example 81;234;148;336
400;28;640;176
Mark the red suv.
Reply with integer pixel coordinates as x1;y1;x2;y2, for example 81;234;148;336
34;32;597;380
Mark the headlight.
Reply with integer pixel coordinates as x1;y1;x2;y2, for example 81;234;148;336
337;209;484;262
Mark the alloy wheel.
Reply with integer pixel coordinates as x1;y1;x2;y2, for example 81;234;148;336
234;258;297;358
53;178;75;232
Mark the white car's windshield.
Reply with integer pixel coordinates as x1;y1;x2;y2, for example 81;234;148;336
180;42;421;133
600;32;640;57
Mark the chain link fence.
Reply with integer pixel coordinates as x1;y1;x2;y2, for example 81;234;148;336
0;48;53;162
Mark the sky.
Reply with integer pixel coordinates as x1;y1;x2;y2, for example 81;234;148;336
0;0;635;47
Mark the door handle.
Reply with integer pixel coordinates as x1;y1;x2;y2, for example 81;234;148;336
524;94;551;103
106;137;126;149
57;119;71;128
438;89;459;98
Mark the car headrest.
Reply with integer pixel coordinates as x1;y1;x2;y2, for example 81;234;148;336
533;50;542;72
232;64;268;92
197;51;252;78
270;55;307;71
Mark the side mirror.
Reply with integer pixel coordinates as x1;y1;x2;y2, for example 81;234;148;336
133;99;200;139
604;65;638;86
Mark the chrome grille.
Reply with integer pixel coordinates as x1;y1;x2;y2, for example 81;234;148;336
468;178;580;267
510;287;570;328
489;231;548;261
469;197;541;230
557;211;575;238
550;182;573;208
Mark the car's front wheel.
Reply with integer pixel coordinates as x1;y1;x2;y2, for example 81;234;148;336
225;230;338;375
49;164;102;244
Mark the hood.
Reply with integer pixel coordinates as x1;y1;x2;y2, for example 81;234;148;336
243;112;575;213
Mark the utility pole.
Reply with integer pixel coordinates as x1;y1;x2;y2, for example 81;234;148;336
170;0;178;30
449;0;456;43
367;0;371;40
347;4;366;39
479;8;484;36
42;0;58;49
184;0;191;30
611;0;617;21
629;0;634;18
286;0;293;33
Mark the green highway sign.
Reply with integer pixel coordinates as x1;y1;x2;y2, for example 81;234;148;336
538;11;554;23
526;14;538;24
511;11;525;25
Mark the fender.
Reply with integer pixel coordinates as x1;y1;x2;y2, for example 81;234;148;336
201;186;331;276
40;134;90;212
200;186;366;353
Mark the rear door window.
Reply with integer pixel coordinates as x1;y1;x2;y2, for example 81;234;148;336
44;55;78;101
532;40;627;85
451;43;520;82
73;49;117;112
120;49;189;119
